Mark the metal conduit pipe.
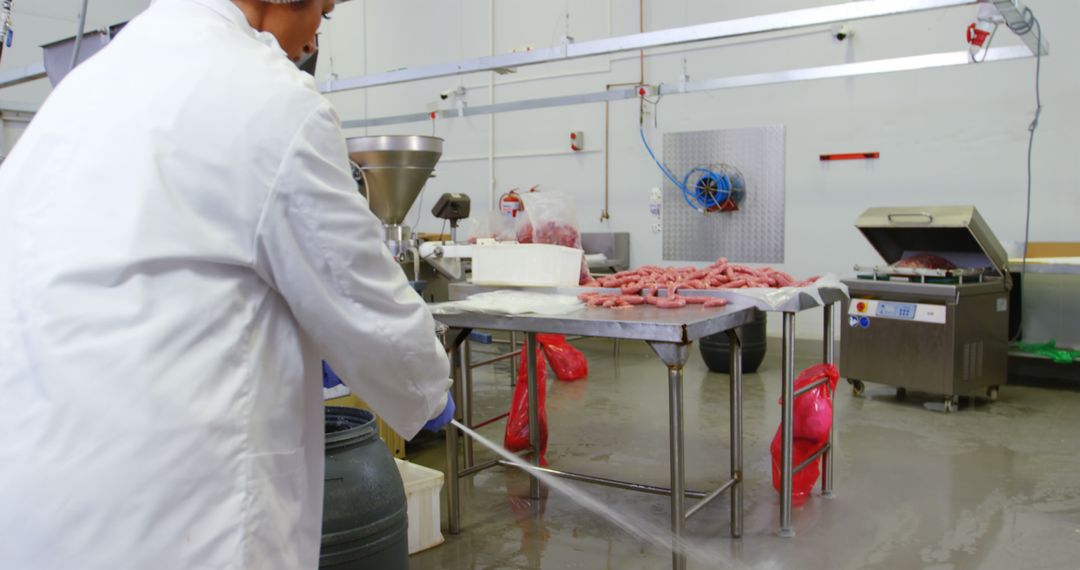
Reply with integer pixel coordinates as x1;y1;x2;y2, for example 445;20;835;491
69;0;90;70
600;0;645;222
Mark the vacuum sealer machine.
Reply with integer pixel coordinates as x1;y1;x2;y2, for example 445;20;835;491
840;206;1011;412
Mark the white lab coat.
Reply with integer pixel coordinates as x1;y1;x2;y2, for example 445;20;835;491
0;0;450;568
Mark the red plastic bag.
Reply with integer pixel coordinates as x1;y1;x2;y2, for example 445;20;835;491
504;344;549;466
790;364;839;443
770;364;839;506
769;434;822;508
537;333;588;382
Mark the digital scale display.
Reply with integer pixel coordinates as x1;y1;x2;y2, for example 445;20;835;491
876;301;916;320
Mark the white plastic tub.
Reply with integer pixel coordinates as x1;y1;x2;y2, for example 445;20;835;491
471;243;583;287
395;459;444;554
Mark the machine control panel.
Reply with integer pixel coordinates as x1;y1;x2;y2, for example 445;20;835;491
876;301;915;319
849;299;946;325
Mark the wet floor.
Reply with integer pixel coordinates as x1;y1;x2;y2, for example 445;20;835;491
407;338;1080;570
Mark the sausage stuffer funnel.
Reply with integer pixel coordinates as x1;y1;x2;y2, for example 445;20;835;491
346;135;443;279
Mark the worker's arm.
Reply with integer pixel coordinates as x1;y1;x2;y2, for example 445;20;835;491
253;103;450;439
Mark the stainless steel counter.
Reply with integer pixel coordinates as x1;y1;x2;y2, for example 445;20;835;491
434;301;758;344
450;283;848;313
436;283;843;568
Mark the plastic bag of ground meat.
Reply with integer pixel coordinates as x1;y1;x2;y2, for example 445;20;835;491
517;191;593;285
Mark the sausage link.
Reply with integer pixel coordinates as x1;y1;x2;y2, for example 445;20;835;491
656;296;687;309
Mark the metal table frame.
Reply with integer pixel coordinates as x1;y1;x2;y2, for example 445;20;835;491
436;286;843;569
778;304;838;536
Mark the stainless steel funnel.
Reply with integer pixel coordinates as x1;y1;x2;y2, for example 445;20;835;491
346;135;443;226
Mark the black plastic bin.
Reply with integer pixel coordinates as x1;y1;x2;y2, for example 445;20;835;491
699;310;768;374
321;407;409;569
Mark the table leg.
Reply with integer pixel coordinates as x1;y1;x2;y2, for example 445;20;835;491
509;331;518;386
462;340;475;469
822;303;836;498
780;312;796;538
727;328;743;538
648;342;690;570
668;364;686;570
446;330;467;534
526;332;541;500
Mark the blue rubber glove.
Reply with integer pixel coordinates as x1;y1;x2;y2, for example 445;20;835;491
422;393;456;432
322;361;345;389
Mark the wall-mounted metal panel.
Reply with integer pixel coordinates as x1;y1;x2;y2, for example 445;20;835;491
661;126;786;263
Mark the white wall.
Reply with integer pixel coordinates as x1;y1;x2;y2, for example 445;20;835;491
0;0;150;154
317;0;1079;339
3;0;1077;340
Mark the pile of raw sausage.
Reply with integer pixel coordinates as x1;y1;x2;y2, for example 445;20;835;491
577;257;820;310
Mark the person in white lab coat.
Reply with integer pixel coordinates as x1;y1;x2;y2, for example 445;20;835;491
0;0;454;568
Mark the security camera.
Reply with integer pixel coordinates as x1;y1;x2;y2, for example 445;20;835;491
440;86;466;100
831;24;854;42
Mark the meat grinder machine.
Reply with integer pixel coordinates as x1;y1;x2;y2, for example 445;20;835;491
346;135;471;302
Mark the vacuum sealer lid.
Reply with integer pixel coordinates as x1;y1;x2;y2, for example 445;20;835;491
854;206;1009;276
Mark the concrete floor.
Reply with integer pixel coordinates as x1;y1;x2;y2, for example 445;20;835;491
407;337;1080;570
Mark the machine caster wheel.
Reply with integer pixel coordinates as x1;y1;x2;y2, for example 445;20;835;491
987;386;999;402
942;397;958;413
896;387;907;400
850;380;865;397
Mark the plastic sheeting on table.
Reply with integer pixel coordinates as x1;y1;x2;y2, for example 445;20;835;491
436;274;847;315
692;273;849;313
431;290;584;316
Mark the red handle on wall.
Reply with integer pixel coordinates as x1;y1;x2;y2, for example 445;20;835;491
820;152;880;161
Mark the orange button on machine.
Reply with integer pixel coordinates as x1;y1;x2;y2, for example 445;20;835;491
856;301;868;313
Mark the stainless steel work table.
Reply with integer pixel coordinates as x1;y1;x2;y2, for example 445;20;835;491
435;284;845;570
